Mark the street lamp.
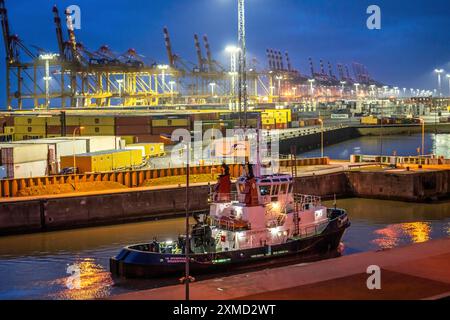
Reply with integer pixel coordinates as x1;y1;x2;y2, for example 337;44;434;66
72;126;85;187
209;82;216;96
419;118;425;156
39;53;59;109
308;79;315;96
158;64;169;93
370;85;376;97
446;74;450;96
169;81;176;104
275;75;283;99
354;83;360;97
434;69;444;96
180;138;192;301
292;86;297;97
225;46;240;109
340;81;346;97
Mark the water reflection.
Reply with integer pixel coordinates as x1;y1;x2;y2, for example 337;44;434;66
51;258;113;300
372;222;432;250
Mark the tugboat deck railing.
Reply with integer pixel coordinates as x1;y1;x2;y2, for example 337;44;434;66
294;194;322;209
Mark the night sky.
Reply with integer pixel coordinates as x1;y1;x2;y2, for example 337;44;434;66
1;0;449;105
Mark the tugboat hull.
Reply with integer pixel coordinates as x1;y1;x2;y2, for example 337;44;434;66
110;219;350;279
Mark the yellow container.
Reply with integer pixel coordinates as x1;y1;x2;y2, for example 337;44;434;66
169;119;189;126
152;119;168;127
14;125;46;135
361;116;378;125
129;143;165;157
111;149;142;170
79;116;115;126
14;116;46;126
66;116;81;126
81;125;115;136
61;152;114;173
4;126;15;134
152;118;189;127
121;136;135;145
262;118;275;125
46;116;63;126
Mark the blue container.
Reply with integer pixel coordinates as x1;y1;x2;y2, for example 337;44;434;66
0;166;6;179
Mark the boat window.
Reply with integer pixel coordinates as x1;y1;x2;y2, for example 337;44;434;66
259;185;271;196
272;184;280;195
280;184;287;194
288;184;294;193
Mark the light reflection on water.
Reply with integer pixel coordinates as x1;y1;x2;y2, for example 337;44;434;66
0;198;449;300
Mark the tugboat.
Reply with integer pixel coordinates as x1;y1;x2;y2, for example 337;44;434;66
110;161;351;278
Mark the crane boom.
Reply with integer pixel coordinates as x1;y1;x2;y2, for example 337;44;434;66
203;34;213;72
0;0;13;62
52;6;65;59
163;27;175;67
194;34;204;71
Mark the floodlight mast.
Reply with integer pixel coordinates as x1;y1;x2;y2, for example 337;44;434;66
238;0;247;128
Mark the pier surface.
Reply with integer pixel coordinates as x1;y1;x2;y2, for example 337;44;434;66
110;238;450;300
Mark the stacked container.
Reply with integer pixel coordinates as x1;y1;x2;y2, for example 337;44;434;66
60;149;142;174
14;139;87;174
0;144;49;178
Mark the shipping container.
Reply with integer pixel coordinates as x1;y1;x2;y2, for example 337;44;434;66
1;144;48;165
121;136;136;145
61;149;142;174
112;149;142;169
81;125;115;136
0;165;6;179
79;116;115;126
45;116;64;126
128;143;165;158
47;136;120;153
115;125;151;135
134;135;171;144
3;126;14;134
5;160;48;179
152;117;189;127
125;146;146;158
151;126;189;136
14;125;46;135
115;116;151;126
65;116;81;126
13;139;87;172
14;116;47;126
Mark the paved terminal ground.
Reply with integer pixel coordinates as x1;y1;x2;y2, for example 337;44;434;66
110;239;450;300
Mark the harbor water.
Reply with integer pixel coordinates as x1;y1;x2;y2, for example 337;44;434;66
0;198;449;300
299;133;450;159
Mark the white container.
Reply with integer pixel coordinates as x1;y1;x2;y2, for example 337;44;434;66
6;160;48;179
1;144;48;165
45;136;119;153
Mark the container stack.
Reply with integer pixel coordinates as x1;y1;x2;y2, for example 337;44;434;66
0;144;49;179
13;139;87;174
60;149;143;174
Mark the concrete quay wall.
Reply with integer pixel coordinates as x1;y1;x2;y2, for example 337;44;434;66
0;170;449;235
